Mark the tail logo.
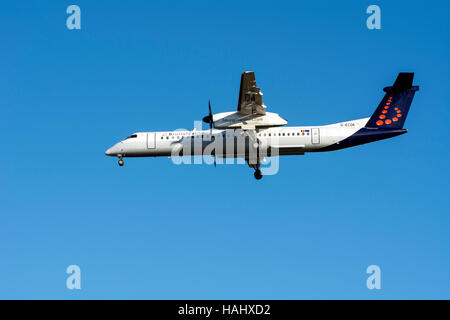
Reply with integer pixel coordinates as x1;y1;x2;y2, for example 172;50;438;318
376;96;402;126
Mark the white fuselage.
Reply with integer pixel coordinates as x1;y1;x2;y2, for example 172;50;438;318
105;118;370;158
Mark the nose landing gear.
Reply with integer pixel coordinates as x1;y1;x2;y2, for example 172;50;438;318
118;155;124;166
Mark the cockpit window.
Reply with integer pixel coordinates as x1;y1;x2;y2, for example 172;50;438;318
125;134;138;140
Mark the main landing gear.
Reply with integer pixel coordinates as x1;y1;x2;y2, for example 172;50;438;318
254;169;263;180
247;158;263;180
248;162;263;180
118;155;124;166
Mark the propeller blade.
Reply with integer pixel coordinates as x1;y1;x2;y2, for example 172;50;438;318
208;100;213;134
210;100;215;167
202;100;214;125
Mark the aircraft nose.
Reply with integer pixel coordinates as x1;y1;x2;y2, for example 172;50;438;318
105;142;124;156
105;145;119;156
105;147;114;156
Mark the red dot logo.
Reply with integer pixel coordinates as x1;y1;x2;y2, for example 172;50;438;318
385;119;392;124
393;117;398;122
397;114;402;117
376;120;384;126
382;110;388;114
379;115;386;119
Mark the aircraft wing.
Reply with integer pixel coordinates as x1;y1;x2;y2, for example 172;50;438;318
237;71;266;116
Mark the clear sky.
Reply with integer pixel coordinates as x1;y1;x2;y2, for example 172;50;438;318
1;0;449;299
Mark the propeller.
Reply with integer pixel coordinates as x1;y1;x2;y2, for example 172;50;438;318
202;100;214;135
202;100;216;167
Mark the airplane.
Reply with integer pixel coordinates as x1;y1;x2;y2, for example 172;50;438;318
105;71;419;180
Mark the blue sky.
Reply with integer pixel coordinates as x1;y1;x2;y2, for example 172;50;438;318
1;0;449;299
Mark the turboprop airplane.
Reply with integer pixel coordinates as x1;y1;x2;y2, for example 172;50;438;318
105;71;419;180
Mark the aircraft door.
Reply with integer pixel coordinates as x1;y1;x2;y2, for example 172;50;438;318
311;128;320;144
147;132;156;149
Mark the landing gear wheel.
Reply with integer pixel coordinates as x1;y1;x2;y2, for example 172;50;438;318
254;169;263;180
118;159;124;166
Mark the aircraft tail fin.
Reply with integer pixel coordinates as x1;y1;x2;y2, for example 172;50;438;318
365;73;419;129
